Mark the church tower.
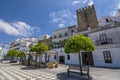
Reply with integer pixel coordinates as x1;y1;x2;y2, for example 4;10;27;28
76;5;98;32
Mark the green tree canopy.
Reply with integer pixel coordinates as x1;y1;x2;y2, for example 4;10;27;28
64;34;95;53
7;49;19;57
64;34;95;73
18;51;25;58
30;42;49;67
30;42;48;54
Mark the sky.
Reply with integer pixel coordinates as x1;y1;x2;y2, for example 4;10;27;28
0;0;120;47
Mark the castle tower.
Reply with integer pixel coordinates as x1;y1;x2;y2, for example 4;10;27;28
76;5;98;32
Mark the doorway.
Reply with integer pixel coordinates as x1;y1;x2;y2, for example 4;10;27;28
82;52;94;65
59;56;65;64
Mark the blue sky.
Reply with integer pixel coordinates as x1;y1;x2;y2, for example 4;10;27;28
0;0;120;47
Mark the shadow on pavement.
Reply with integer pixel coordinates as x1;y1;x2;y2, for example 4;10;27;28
56;72;93;80
20;66;47;70
20;66;39;70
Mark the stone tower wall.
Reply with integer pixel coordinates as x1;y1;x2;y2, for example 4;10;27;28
76;5;98;32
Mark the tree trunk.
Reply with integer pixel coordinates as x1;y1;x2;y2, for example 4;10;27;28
39;54;41;67
45;52;47;67
19;57;21;64
17;56;18;62
27;54;31;66
35;54;38;67
10;57;12;62
79;52;82;74
21;57;23;65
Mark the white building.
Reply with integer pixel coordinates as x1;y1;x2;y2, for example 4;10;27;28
49;10;120;67
39;34;50;41
49;25;79;64
10;38;38;53
89;22;120;67
98;9;120;27
52;25;77;42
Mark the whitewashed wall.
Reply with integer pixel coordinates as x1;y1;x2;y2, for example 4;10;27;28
49;48;81;65
93;47;120;67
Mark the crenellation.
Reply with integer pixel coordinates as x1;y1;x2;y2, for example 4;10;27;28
76;5;95;13
76;4;98;32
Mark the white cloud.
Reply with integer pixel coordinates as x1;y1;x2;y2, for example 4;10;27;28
110;1;120;16
83;0;88;4
58;24;65;28
88;0;93;6
117;0;120;9
110;11;116;16
72;1;81;5
49;9;76;28
72;0;93;6
0;19;40;37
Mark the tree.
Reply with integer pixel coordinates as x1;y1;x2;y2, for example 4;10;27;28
64;34;95;73
18;51;25;64
30;42;48;67
6;49;19;62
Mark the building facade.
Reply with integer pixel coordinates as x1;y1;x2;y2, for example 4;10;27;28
49;5;120;67
10;38;38;54
49;25;78;64
89;22;120;67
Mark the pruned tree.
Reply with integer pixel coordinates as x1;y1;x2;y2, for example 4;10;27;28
64;34;95;73
6;49;19;62
18;51;25;64
30;42;48;67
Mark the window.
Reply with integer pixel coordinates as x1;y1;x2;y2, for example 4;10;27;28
103;51;112;63
71;30;74;35
54;55;56;59
54;35;57;39
106;18;109;23
58;34;62;38
100;34;107;44
64;32;68;37
67;55;70;60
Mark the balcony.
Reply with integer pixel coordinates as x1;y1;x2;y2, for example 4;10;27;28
53;44;65;49
96;38;113;45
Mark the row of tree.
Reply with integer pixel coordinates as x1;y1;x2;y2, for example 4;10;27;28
6;34;95;72
6;49;25;63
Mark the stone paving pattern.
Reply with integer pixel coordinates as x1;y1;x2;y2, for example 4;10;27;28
0;61;120;80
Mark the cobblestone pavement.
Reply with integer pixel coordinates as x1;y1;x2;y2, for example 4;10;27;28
0;61;80;80
0;61;120;80
90;67;120;80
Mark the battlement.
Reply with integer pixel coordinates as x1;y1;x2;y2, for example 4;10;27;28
76;5;94;13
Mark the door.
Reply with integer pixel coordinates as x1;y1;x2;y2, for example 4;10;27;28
59;56;65;64
82;52;94;65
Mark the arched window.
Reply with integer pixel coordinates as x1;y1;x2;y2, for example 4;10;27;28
71;30;74;35
54;35;57;39
106;18;109;23
64;32;68;37
58;34;62;38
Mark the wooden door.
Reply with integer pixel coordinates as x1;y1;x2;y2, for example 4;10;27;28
82;52;94;65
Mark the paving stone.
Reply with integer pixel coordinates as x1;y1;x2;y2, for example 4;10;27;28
0;61;120;80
